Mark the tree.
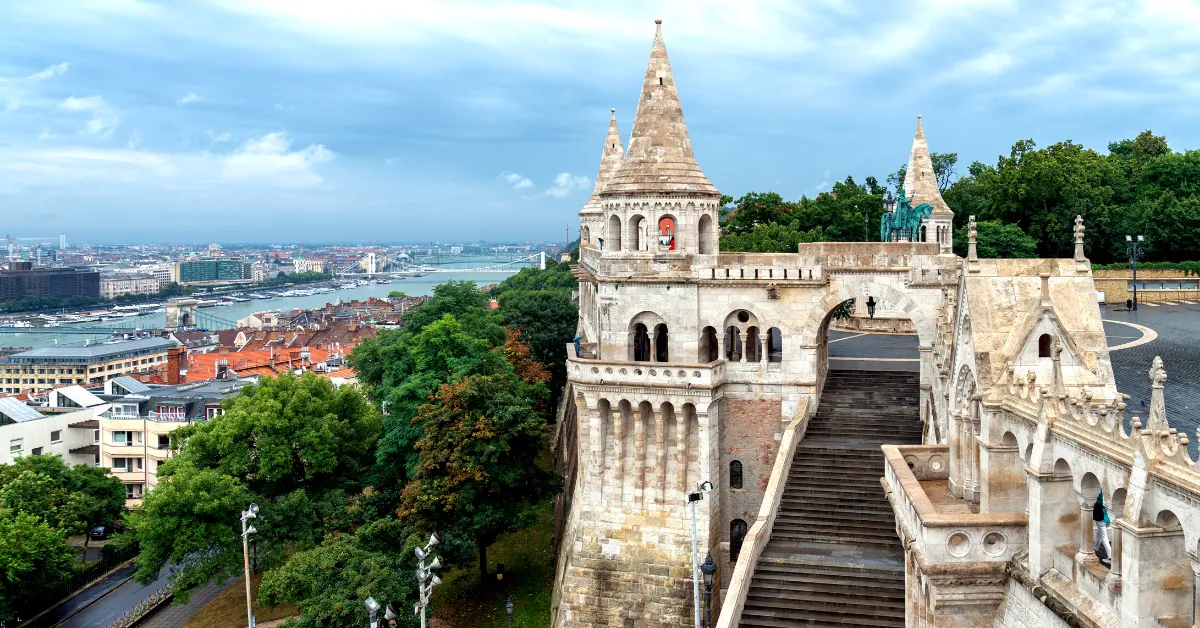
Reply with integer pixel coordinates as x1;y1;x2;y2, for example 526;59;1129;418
489;259;575;298
721;192;795;235
0;513;76;622
952;220;1038;259
887;152;959;194
0;455;124;540
497;289;577;397
399;280;501;339
398;372;561;591
387;290;407;298
720;221;824;253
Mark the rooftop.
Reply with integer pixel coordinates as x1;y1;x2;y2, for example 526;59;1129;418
8;337;177;361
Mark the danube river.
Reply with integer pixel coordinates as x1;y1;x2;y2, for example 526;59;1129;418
1;271;515;351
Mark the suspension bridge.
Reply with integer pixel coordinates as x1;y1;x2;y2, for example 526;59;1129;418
0;310;240;334
421;251;547;273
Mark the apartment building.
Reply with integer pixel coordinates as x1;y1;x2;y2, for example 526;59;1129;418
99;273;161;298
0;337;177;395
1;391;108;467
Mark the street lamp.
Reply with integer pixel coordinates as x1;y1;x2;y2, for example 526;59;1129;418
413;532;442;628
1125;235;1144;311
365;597;380;628
700;553;717;628
884;191;896;213
866;296;877;319
687;480;714;628
506;597;514;628
240;503;260;628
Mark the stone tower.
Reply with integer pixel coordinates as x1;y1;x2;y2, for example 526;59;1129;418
579;109;624;250
599;19;721;255
903;115;955;253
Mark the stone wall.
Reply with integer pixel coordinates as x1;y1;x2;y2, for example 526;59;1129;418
718;396;783;584
1093;268;1200;304
993;579;1071;628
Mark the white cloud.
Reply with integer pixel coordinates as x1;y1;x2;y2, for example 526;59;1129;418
500;171;533;190
221;131;335;187
542;172;589;198
59;95;120;137
177;91;203;105
207;130;232;142
28;62;70;81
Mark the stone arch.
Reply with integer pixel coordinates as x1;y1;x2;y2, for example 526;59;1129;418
766;327;783;363
1141;509;1193;620
1038;333;1052;358
581;225;590;245
800;280;938;347
729;460;743;489
698;213;714;254
730;518;748;562
629;311;666;361
657;214;677;251
629;214;647;251
632;323;651;361
653;323;669;362
745;326;761;362
700;326;719;362
606;214;622;251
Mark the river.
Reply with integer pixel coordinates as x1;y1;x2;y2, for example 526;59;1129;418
1;271;515;351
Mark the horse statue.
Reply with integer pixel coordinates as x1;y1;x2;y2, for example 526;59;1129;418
880;188;934;242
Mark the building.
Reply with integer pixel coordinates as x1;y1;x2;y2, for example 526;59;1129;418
100;274;161;298
99;374;254;505
170;259;252;284
1;394;108;467
0;337;177;395
292;257;326;274
1093;267;1200;305
0;261;100;302
551;20;1200;628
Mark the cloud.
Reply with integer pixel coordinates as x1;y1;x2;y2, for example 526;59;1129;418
542;172;589;198
28;62;70;81
177;91;203;105
127;129;142;149
500;171;533;190
207;130;232;142
59;95;120;137
221;131;335;187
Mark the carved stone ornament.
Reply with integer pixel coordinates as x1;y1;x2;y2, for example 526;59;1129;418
766;283;780;299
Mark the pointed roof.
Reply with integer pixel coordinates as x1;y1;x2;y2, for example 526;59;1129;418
601;19;718;197
902;115;952;214
580;108;625;215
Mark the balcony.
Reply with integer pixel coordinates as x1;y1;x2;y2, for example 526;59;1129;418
567;343;724;390
102;410;191;423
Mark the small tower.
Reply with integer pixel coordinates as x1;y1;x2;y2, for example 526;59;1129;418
903;115;954;253
579;109;624;249
599;19;721;256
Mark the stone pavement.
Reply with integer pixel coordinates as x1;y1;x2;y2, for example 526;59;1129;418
1102;302;1200;457
828;330;920;372
138;582;228;628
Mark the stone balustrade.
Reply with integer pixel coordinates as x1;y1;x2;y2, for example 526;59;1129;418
567;343;725;390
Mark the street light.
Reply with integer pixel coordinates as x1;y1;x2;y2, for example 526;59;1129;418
866;296;877;319
413;532;442;628
884;191;896;213
506;597;514;628
240;503;260;628
700;553;717;628
1125;235;1144;311
686;480;714;628
365;597;380;628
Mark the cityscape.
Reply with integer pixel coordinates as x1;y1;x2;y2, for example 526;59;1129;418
2;3;1200;628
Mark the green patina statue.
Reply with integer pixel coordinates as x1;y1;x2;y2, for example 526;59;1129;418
880;189;934;242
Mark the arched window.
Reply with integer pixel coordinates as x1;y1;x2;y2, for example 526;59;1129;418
633;323;651;361
700;326;718;362
606;214;622;251
698;214;714;254
1038;333;1052;358
658;216;676;251
730;519;748;562
767;327;783;362
724;326;742;361
746;327;761;362
729;460;743;489
654;323;669;362
629;215;645;251
581;225;590;245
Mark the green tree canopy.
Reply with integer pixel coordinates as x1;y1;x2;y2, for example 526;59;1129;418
0;512;76;621
952;220;1038;259
497;289;577;396
0;454;124;538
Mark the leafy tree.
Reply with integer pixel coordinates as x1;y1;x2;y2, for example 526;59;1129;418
398;371;561;590
952;220;1038;259
0;513;76;621
489;258;576;298
721;192;795;235
399;280;503;342
387;290;407;298
720;221;824;253
497;289;577;397
0;455;124;540
887;152;959;193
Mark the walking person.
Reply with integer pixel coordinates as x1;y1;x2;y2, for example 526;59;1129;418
1093;491;1112;568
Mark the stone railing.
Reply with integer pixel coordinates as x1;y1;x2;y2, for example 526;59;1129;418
715;395;813;628
883;445;1027;565
567;343;725;390
700;264;822;283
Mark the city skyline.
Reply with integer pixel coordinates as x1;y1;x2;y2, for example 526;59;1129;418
3;1;1199;243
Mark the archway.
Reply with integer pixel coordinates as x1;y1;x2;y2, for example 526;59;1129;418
698;214;714;254
653;323;669;362
629;215;646;251
700;326;719;362
606;214;622;251
632;323;651;361
658;216;676;251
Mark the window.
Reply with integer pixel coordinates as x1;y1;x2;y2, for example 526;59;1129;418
157;435;170;450
1038;334;1052;358
112;430;142;446
125;484;143;499
9;439;22;456
730;519;748;562
206;407;224;419
112;457;143;472
50;430;62;443
730;460;743;490
31;447;43;455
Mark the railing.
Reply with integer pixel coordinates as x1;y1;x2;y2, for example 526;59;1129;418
567;343;725;390
15;543;140;627
715;395;813;628
103;411;191;423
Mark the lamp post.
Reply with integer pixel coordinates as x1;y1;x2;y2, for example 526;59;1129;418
687;480;714;628
866;296;877;319
365;597;380;628
700;553;716;628
413;532;442;628
240;503;259;628
506;597;514;628
1125;235;1144;311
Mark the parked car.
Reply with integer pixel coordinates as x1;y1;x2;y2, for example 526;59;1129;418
89;525;113;540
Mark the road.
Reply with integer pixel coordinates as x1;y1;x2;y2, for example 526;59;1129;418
35;565;170;628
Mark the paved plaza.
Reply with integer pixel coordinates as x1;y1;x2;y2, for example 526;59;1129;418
830;304;1200;457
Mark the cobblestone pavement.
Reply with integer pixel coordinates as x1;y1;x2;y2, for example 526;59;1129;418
138;582;228;628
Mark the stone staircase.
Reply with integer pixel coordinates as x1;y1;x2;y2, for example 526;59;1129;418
739;369;922;627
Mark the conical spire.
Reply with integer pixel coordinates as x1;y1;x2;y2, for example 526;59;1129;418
581;108;625;215
902;115;951;214
602;19;717;196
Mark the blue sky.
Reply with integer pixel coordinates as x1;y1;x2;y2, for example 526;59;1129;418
1;1;1198;244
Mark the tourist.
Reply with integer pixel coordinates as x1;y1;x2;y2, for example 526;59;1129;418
1093;491;1112;567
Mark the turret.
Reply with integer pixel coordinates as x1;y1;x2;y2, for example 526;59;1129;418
579;109;624;249
902;115;954;253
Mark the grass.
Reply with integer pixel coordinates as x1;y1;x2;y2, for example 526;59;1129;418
182;573;298;628
431;500;555;628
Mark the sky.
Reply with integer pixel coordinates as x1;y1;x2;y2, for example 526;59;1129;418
1;0;1198;244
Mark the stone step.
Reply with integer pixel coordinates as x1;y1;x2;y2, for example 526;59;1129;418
739;600;905;626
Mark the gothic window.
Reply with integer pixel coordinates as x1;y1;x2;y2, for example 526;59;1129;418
633;324;651;361
698;214;714;254
730;519;748;562
606;214;622;251
654;324;669;362
724;326;742;361
729;460;743;489
746;327;761;362
767;328;783;362
1038;334;1052;358
700;327;718;362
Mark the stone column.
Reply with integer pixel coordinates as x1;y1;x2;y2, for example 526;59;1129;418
675;412;689;493
656;410;666;508
738;332;748;363
613;408;625;505
1107;522;1123;582
948;410;963;498
634;406;646;509
589;403;604;507
1078;502;1095;561
1190;559;1200;628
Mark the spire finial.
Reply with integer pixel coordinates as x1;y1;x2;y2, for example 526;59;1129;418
655;17;662;36
610;107;616;116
